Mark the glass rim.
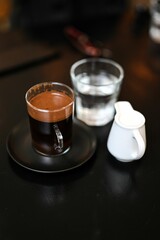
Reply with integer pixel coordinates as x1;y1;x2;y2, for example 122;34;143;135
25;82;74;113
70;57;124;84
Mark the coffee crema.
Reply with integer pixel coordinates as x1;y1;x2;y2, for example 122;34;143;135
25;82;74;156
27;90;73;123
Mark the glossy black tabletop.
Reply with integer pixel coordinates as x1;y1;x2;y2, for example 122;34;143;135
0;5;160;240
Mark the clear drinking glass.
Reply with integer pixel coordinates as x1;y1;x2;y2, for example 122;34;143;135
70;58;124;126
149;0;160;43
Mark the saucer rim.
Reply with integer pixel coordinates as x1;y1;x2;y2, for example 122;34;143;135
6;118;97;173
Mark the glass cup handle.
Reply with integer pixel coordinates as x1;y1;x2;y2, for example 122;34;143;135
133;129;145;159
53;124;63;152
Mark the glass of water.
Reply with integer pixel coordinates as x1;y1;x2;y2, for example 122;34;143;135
149;0;160;43
70;58;124;126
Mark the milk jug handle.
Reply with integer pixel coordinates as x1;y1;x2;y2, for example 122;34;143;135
133;129;145;159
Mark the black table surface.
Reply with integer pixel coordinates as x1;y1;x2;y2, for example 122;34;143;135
0;6;160;240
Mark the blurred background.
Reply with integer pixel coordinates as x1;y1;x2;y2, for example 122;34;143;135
10;0;129;30
0;0;152;47
0;0;150;32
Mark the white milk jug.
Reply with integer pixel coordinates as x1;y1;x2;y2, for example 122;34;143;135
107;101;146;162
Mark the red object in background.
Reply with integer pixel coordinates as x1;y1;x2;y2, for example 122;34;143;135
64;26;102;57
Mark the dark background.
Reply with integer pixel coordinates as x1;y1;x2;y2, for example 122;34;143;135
1;0;160;239
12;0;129;28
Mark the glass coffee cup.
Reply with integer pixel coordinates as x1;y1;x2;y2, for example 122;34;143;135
25;82;74;156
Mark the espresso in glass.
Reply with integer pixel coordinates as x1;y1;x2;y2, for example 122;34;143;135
25;82;74;156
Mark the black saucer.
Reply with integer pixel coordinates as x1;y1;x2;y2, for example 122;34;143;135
6;119;97;173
